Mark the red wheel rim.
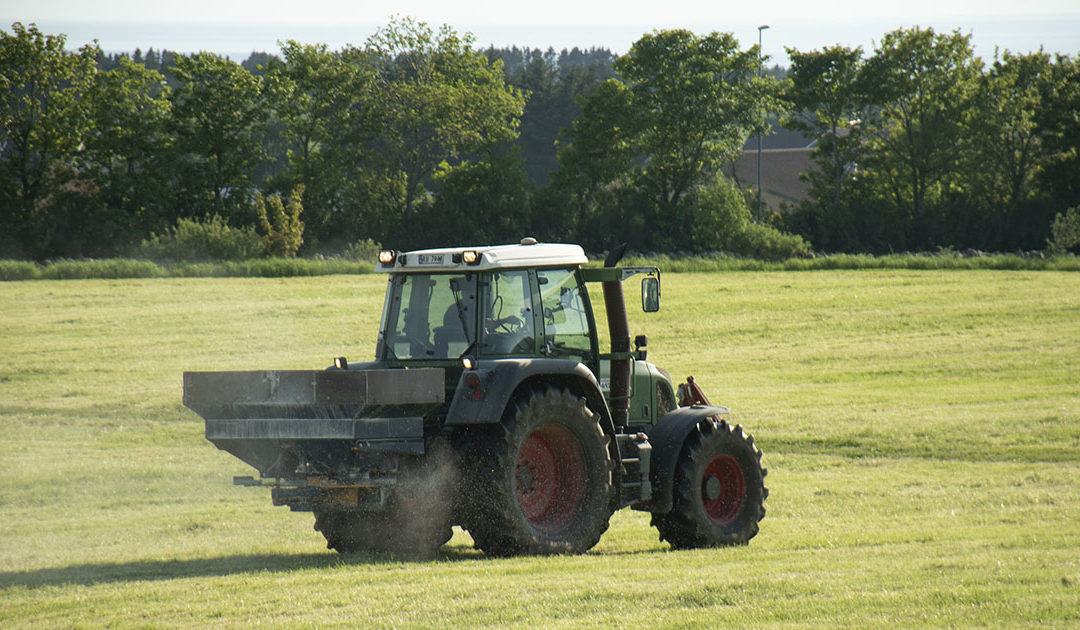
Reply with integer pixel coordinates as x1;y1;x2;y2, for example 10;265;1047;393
701;454;746;525
516;424;585;531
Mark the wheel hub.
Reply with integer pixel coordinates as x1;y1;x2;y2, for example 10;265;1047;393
704;476;723;502
701;454;746;525
516;462;537;494
515;424;586;531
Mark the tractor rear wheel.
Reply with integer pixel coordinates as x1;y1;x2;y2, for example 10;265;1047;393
314;509;387;554
652;418;767;549
314;438;455;556
464;387;613;556
314;501;452;557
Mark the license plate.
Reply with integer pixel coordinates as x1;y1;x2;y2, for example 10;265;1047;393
418;254;444;265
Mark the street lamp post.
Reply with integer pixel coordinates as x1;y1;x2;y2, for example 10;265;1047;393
757;24;770;222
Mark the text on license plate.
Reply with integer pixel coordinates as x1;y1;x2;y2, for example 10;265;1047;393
418;254;444;265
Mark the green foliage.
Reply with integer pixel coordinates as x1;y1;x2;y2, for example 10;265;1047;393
1035;54;1080;223
82;56;173;236
138;215;263;262
614;30;785;207
0;22;98;258
489;47;613;185
860;28;982;230
784;45;868;213
0;259;41;280
363;18;527;217
339;238;383;262
263;41;377;244
418;153;533;249
553;29;795;253
617;252;1078;272
38;258;163;279
666;178;810;259
3;251;1074;283
167;52;268;222
255;186;305;257
785;29;1080;254
4;21;1079;261
1048;206;1080;255
190;257;365;277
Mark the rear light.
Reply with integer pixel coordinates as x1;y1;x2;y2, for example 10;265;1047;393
464;371;484;400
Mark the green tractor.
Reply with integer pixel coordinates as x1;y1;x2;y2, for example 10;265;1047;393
183;239;767;556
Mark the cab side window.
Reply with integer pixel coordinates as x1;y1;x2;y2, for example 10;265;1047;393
480;270;535;355
537;268;592;360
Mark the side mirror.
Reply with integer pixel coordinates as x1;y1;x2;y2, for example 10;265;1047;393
641;276;660;312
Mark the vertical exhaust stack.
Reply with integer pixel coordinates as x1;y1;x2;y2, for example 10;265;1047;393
603;244;631;430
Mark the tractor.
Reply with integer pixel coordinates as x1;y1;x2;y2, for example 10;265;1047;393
183;239;767;555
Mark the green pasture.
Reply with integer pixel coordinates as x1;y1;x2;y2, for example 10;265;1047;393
1;271;1078;627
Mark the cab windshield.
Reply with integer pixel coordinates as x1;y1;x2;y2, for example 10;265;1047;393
379;273;477;360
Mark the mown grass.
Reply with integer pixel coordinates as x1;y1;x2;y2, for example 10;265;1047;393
1;271;1078;627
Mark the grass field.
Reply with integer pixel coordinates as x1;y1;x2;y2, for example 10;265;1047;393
2;270;1078;627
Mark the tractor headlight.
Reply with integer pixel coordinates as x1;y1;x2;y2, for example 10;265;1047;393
378;250;396;266
462;250;480;265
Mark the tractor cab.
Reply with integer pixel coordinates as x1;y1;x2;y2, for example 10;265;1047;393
373;239;668;425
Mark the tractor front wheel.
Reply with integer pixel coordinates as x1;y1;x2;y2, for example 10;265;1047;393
652;418;767;549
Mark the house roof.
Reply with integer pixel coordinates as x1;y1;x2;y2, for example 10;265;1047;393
741;126;816;151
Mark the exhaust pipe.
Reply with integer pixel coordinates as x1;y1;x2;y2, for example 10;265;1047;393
603;244;631;430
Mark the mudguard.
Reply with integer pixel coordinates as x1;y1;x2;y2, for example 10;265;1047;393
445;357;627;506
637;404;730;514
445;358;610;428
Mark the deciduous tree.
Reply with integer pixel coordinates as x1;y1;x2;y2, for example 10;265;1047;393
0;22;97;257
83;56;172;236
961;51;1055;247
263;42;377;244
362;18;525;218
785;45;868;211
167;52;267;223
555;29;787;251
859;27;982;245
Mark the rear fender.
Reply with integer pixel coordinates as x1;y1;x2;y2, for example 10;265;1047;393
638;405;730;514
446;359;608;427
447;358;626;506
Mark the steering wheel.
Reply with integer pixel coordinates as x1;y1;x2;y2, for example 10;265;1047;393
488;315;523;333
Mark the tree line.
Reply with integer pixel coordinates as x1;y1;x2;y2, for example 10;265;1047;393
784;32;1080;253
1;19;1078;261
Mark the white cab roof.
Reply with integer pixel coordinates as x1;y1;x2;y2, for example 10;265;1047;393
375;239;588;272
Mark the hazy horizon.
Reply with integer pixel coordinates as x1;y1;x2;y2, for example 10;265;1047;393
7;14;1079;65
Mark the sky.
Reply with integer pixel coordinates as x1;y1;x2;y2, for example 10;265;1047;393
4;0;1079;64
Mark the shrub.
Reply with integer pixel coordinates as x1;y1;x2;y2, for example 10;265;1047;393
256;186;305;257
340;239;382;262
687;179;811;260
138;215;263;262
735;221;812;261
1048;206;1080;255
0;260;41;281
39;258;162;280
